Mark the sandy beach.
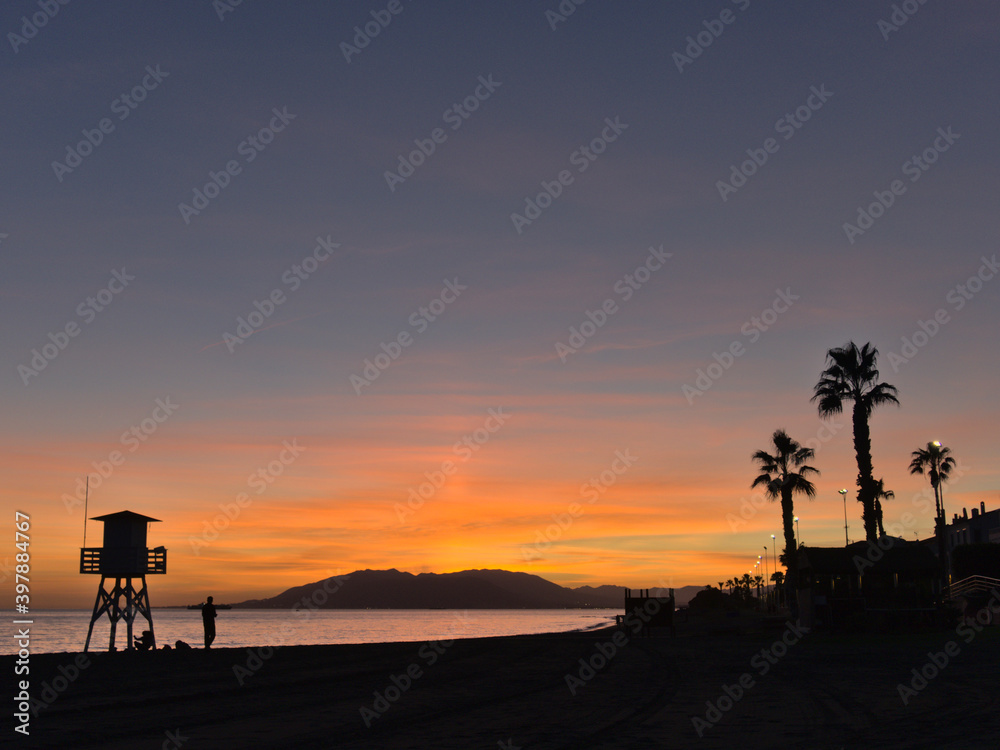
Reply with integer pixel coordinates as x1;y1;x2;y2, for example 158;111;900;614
8;615;1000;749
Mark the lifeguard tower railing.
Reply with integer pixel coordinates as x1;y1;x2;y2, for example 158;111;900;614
80;547;167;575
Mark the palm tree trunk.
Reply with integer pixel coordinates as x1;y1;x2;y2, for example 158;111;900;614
935;474;949;588
852;401;878;541
780;488;797;595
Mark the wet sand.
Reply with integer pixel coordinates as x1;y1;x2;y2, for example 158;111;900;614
7;615;1000;749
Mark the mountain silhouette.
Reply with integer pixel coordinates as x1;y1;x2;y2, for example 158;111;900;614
231;568;702;609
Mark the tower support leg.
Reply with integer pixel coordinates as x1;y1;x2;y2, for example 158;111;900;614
84;575;155;652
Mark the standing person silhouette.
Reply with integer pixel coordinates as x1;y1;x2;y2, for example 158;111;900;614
202;596;218;648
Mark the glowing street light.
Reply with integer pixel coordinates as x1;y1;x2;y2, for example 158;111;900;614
794;516;800;547
761;552;768;600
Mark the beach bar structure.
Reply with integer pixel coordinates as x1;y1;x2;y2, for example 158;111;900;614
80;511;167;651
621;588;675;636
796;540;939;630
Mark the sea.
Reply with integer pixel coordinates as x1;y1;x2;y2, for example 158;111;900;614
3;609;620;655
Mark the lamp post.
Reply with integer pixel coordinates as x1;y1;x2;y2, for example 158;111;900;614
794;516;800;548
770;534;778;607
839;489;849;545
761;551;768;607
754;563;761;606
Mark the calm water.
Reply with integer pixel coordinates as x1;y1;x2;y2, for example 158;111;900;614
3;609;619;655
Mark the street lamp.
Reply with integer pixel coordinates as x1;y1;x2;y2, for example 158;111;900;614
761;552;768;602
839;489;849;545
771;534;777;574
794;516;800;548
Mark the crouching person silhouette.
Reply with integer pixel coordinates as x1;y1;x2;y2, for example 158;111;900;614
202;596;218;648
134;630;154;651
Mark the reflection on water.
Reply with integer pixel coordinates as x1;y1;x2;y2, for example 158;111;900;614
1;609;619;655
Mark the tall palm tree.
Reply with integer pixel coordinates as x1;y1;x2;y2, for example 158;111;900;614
873;478;894;538
751;429;819;592
908;441;956;523
909;441;957;586
811;342;899;542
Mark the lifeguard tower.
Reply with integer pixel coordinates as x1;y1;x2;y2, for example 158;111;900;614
80;511;167;651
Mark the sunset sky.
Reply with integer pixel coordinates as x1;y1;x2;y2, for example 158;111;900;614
3;1;998;608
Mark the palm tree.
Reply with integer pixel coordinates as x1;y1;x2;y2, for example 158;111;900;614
873;478;894;538
811;342;899;542
751;429;819;592
770;570;785;608
908;441;956;524
909;441;957;585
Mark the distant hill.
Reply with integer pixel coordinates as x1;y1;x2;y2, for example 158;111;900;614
231;568;707;610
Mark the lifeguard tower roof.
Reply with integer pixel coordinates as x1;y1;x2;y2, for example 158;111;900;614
91;510;161;523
